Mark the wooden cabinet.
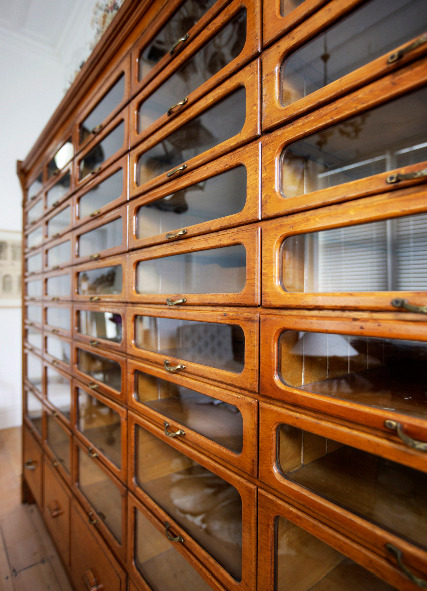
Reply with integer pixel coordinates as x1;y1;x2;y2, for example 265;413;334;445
19;0;427;589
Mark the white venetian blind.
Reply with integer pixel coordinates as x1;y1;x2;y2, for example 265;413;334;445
395;212;427;290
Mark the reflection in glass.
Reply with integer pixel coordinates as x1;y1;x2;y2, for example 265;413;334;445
27;252;42;274
280;87;427;198
77;265;123;295
79;122;125;179
26;304;42;324
77;310;123;343
46;240;72;268
27;199;43;225
46;274;70;298
26;279;43;298
26;352;42;390
280;0;305;18
26;390;42;435
46;206;71;237
135;371;243;452
78;169;123;219
27;172;43;201
277;424;427;549
281;0;426;106
137;87;246;186
27;226;43;249
135;426;242;580
46;366;71;419
46;417;70;472
136;166;247;239
80;74;125;143
78;218;122;258
136;245;246;295
46;306;71;331
77;349;122;392
281;212;427;293
26;327;42;351
48;139;73;177
46;172;71;208
46;336;71;365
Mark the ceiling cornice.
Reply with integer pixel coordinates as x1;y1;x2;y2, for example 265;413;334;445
0;25;58;61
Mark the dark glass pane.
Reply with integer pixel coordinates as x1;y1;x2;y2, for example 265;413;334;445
46;274;70;298
27;252;42;274
46;306;71;331
27;172;43;201
46;172;71;208
46;240;72;268
79;122;125;179
46;366;71;418
77;265;123;295
78;169;123;219
46;417;70;472
26;390;42;435
47;139;73;177
77;310;123;343
77;349;122;392
78;218;122;258
80;74;125;143
46;206;71;238
27;326;42;351
27;199;43;225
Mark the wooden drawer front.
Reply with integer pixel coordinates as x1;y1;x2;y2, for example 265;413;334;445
73;256;126;303
257;489;415;591
23;423;43;507
45;269;72;302
128;360;258;476
260;314;427;471
131;0;260;145
25;248;43;276
126;306;258;392
44;302;72;338
129;141;260;249
26;193;44;227
263;0;427;131
263;0;329;46
25;276;43;301
258;403;427;579
46;137;73;180
262;186;427;311
46;410;72;481
128;414;257;591
262;63;427;219
74;304;126;353
26;302;43;327
74;156;127;228
26;170;43;204
25;350;43;395
25;324;43;354
70;499;126;591
128;226;259;307
43;457;71;566
128;492;227;591
74;205;128;265
24;388;43;438
129;60;260;197
25;222;44;252
44;333;72;373
74;343;126;403
44;233;72;271
45;201;72;242
45;363;72;422
45;167;72;211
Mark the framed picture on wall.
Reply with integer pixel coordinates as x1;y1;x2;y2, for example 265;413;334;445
0;230;21;307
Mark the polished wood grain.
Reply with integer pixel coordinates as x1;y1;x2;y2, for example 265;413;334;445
72;254;127;303
73;303;126;353
262;0;329;47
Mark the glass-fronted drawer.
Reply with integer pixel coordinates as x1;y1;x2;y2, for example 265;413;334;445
44;334;72;371
47;138;73;179
25;350;43;394
74;344;125;402
46;168;72;210
128;226;259;307
129;60;260;197
25;325;43;353
128;359;257;475
46;410;72;479
45;363;71;421
25;303;43;326
25;276;43;300
26;196;44;227
127;307;258;391
26;171;43;204
131;0;260;144
25;249;43;275
262;186;427;310
74;156;127;227
75;304;125;352
129;415;256;591
45;234;72;271
74;205;127;264
263;0;329;46
26;223;43;251
24;388;43;437
23;424;43;506
45;202;72;240
45;270;71;301
129;141;260;249
44;302;72;337
43;457;71;565
74;256;126;302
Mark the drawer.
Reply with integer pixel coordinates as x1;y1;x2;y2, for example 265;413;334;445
258;403;427;581
45;166;72;211
24;324;43;354
25;248;43;276
262;62;427;218
25;222;44;252
128;226;260;307
43;457;71;567
74;303;126;353
73;255;127;303
25;349;43;395
128;359;258;476
262;185;427;311
45;408;72;483
23;422;43;506
257;489;412;591
44;333;72;374
129;59;260;197
46;137;74;180
26;170;43;205
130;0;261;144
44;302;72;338
126;306;259;392
45;268;72;302
129;140;260;249
263;0;329;46
44;233;73;271
44;362;72;422
25;194;44;228
24;388;43;438
25;275;44;301
45;201;73;242
128;414;257;591
25;302;43;328
70;499;126;591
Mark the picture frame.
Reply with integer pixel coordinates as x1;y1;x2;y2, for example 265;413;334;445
0;230;22;307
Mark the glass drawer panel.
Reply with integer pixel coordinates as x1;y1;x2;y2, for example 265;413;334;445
135;426;242;580
277;424;427;549
134;507;213;591
77;265;123;295
79;122;125;179
27;327;42;351
26;390;43;435
46;274;70;298
46;206;71;238
279;331;427;418
78;447;122;542
76;349;122;392
136;166;247;239
136;244;246;294
46;240;71;268
47;140;73;177
27;172;43;201
46;172;71;208
27;199;43;225
77;218;122;258
27;252;42;274
27;279;43;298
137;87;246;186
139;10;247;131
135;370;243;452
80;74;125;143
275;516;396;590
46;416;70;472
26;304;42;324
135;316;245;372
77;310;123;343
138;0;218;81
46;366;71;418
281;0;426;107
46;306;71;331
78;169;123;219
27;226;43;249
77;388;122;467
46;336;71;364
280;0;306;17
27;352;42;390
280;86;427;199
281;212;427;292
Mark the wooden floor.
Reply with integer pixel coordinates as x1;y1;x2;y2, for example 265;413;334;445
0;427;73;591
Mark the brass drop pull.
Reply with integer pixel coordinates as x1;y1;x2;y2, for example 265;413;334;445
167;97;188;116
83;568;101;591
52;266;61;271
386;544;427;588
88;447;99;458
52;329;60;334
387;33;427;64
51;411;58;417
51;297;60;301
51;459;59;468
90;209;101;217
89;340;100;346
91;166;101;175
386;167;427;184
391;298;427;315
91;124;103;135
169;33;189;55
164;422;185;438
164;522;184;543
166;229;187;240
88;382;100;390
166;298;187;306
90;296;100;301
47;500;63;518
384;420;427;451
167;164;187;178
52;360;59;366
88;511;99;526
30;195;37;201
164;360;185;373
24;460;36;471
90;253;101;260
51;201;60;208
52;233;61;239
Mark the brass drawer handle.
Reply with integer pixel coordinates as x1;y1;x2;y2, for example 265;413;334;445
52;233;61;239
89;340;100;346
51;201;60;208
166;229;187;240
47;500;63;518
386;544;427;587
52;360;60;366
88;447;99;458
164;360;185;373
51;459;59;468
88;382;100;390
387;33;427;64
164;522;184;543
90;209;101;217
51;297;60;302
92;124;103;135
30;195;37;201
164;422;185;438
167;164;187;178
52;329;60;334
391;298;427;315
89;253;101;260
167;97;188;116
169;33;189;55
88;511;99;526
91;166;101;175
52;266;61;271
384;420;427;451
166;298;187;306
24;460;36;471
386;167;427;184
90;296;100;301
83;568;101;591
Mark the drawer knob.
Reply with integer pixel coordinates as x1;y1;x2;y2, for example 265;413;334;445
386;167;427;184
164;360;185;373
89;340;100;346
166;298;187;306
164;521;184;543
89;253;101;260
83;568;101;591
167;97;188;116
166;229;187;240
384;420;427;451
386;544;427;587
90;209;101;217
169;33;189;55
89;296;100;302
91;166;101;175
91;124;103;135
88;511;99;526
88;382;100;390
391;298;427;315
164;422;185;439
24;460;36;471
47;500;63;518
167;164;187;178
87;447;99;459
387;33;427;64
